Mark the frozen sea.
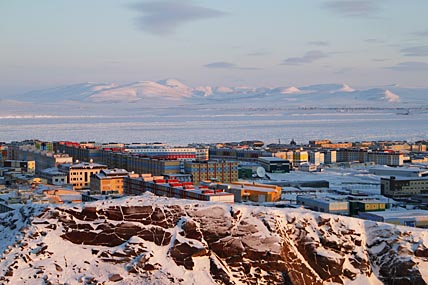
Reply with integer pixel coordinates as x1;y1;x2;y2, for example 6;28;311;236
1;106;427;145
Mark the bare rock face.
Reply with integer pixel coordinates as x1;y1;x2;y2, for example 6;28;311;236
109;273;123;282
169;240;208;270
1;195;428;284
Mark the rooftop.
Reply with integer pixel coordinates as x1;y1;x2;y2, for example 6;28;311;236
258;157;289;162
365;210;428;219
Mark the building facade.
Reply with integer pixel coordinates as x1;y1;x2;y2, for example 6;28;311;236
10;145;73;173
258;157;291;173
90;168;129;194
297;195;349;215
381;176;428;198
39;168;68;185
184;161;239;185
124;174;234;203
58;162;107;190
3;160;35;174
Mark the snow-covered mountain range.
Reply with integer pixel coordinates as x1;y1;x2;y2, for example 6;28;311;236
5;79;428;106
1;193;428;284
1;79;427;143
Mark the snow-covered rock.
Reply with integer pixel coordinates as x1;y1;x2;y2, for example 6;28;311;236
1;194;427;284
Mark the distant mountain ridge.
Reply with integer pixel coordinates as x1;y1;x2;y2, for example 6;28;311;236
6;79;428;106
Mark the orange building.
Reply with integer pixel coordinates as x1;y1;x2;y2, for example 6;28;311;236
90;168;129;194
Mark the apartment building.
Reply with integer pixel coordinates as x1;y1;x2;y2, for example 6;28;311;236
367;151;403;166
58;161;107;190
90;168;129;194
309;151;323;166
54;141;103;163
322;150;337;164
293;150;309;166
10;145;73;173
3;160;35;174
184;160;239;185
124;174;234;203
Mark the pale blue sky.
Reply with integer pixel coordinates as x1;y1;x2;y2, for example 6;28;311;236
1;0;428;94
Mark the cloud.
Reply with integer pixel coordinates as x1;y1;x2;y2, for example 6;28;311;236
281;50;328;65
365;38;385;44
204;62;260;70
385;61;428;72
401;45;428;57
204;62;236;69
372;58;390;62
322;0;380;17
334;67;353;74
308;41;330;46
247;50;270;56
128;1;225;35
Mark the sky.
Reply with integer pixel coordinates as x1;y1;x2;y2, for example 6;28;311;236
1;0;428;94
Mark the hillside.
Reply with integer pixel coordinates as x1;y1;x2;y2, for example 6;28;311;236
4;80;428;107
1;193;428;284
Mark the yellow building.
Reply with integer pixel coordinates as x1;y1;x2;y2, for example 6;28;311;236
90;168;129;194
293;151;308;166
3;160;35;174
58;161;107;190
349;200;386;215
274;151;293;160
184;161;238;185
226;182;282;202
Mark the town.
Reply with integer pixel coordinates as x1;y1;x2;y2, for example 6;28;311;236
1;138;428;228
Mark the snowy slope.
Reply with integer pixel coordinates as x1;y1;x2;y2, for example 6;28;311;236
6;80;427;106
1;193;428;285
16;82;117;103
88;80;193;103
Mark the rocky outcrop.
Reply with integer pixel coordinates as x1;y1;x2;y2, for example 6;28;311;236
0;194;427;284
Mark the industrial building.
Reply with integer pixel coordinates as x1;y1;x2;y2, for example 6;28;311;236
358;210;428;228
258;157;291;173
381;176;428;198
369;166;428;177
296;195;349;215
222;182;282;203
349;200;387;216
